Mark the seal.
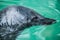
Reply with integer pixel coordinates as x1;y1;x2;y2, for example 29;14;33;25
0;6;56;40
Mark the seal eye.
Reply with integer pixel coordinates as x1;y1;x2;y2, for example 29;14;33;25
31;16;38;22
31;16;40;25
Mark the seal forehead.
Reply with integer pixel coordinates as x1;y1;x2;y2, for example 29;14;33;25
0;6;27;25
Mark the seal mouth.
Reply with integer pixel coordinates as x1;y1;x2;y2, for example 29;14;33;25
40;18;56;25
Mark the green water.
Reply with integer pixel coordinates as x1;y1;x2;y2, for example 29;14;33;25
0;0;60;40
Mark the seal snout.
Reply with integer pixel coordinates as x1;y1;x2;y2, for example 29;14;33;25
40;18;56;25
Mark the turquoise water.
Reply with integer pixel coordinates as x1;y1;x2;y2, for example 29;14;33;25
0;0;60;40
